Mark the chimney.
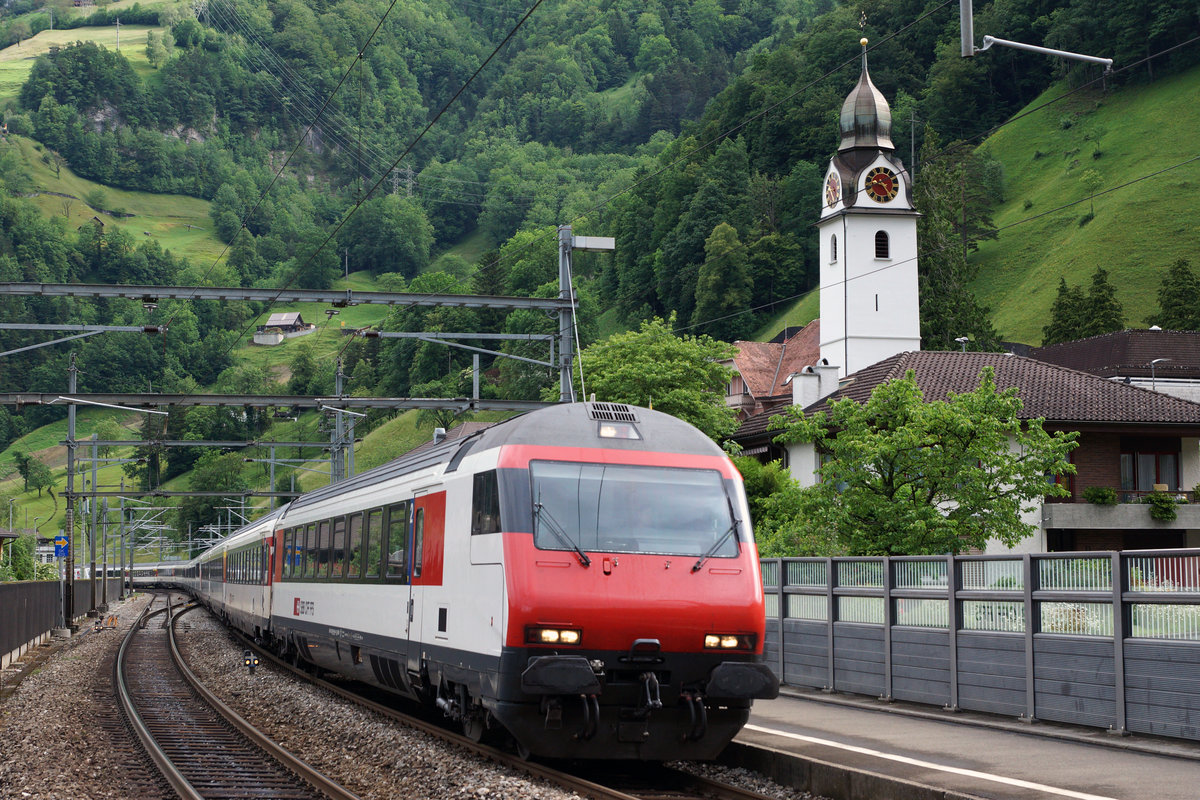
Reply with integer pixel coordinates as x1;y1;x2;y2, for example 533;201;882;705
790;360;841;411
433;427;447;444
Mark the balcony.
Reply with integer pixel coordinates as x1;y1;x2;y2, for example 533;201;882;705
1043;497;1200;530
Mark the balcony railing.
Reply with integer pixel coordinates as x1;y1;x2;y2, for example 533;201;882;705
1118;489;1194;503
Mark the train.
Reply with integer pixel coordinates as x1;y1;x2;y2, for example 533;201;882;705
133;401;778;760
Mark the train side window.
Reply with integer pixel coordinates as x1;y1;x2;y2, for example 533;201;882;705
413;508;425;580
283;529;293;579
365;509;382;579
317;520;332;580
386;502;408;581
304;524;317;579
472;470;501;535
330;516;347;579
347;512;363;579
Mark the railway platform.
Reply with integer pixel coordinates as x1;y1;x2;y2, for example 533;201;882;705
727;686;1200;800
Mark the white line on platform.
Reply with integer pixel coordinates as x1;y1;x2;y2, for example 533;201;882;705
744;724;1120;800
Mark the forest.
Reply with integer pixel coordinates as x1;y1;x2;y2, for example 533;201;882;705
0;0;1197;462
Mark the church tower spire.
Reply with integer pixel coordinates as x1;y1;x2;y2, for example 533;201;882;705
817;38;921;378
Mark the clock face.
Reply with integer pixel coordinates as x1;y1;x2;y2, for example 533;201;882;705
865;166;899;203
825;172;841;208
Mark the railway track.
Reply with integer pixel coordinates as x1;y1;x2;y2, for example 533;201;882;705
115;593;360;800
219;623;787;800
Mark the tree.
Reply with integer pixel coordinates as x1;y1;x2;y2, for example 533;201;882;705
1042;277;1088;345
176;451;249;548
767;367;1078;555
547;315;738;441
1147;259;1200;331
1080;169;1103;215
27;457;54;498
1083;267;1124;336
691;222;752;341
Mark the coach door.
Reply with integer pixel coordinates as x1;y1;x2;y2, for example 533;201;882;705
407;488;446;675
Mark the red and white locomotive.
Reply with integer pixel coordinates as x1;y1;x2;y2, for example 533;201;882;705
136;402;777;760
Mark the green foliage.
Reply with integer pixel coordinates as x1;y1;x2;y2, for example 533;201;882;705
768;367;1078;555
1082;486;1118;505
549;315;738;441
1041;268;1125;345
1142;491;1181;521
1147;259;1200;330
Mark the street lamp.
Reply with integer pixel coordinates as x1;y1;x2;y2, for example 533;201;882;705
1150;358;1170;392
954;336;970;352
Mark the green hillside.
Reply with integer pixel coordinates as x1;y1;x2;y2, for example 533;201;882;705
969;66;1200;345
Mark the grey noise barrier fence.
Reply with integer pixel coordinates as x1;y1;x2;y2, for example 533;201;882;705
761;549;1200;741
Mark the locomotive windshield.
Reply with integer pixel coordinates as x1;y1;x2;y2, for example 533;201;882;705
529;461;739;558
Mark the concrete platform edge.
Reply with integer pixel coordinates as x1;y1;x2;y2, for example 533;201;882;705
716;740;989;800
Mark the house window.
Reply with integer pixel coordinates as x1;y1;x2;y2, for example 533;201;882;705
831;234;838;262
874;231;889;259
1120;448;1179;493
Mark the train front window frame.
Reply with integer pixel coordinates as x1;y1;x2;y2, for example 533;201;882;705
528;460;740;559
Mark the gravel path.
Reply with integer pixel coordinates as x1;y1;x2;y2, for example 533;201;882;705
0;593;817;800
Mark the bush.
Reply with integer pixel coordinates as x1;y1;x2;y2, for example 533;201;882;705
1078;212;1094;226
1142;492;1181;521
1022;198;1033;210
1082;486;1118;505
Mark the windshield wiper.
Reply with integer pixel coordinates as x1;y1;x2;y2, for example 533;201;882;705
534;502;591;567
692;518;739;573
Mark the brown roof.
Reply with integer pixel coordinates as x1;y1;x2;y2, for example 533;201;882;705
733;350;1200;440
1029;329;1200;379
731;321;821;400
402;421;495;458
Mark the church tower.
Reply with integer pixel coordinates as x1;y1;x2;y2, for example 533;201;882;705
818;39;920;378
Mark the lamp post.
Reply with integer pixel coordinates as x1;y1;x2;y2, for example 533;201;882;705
1150;358;1170;392
5;498;13;565
954;336;970;352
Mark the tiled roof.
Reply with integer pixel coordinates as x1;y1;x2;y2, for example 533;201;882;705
1029;329;1200;379
733;350;1200;440
265;312;305;327
731;321;821;399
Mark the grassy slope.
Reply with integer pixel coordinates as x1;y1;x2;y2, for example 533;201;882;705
969;66;1200;345
0;25;165;98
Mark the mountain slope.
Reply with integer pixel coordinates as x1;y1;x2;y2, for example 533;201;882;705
968;66;1200;345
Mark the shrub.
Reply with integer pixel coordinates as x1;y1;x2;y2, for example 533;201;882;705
1078;212;1093;226
1082;486;1118;505
1059;114;1074;129
1022;198;1033;210
1143;492;1181;521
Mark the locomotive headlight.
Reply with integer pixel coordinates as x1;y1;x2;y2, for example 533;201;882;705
704;633;754;650
526;626;583;646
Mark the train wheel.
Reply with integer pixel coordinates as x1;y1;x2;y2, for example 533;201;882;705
463;715;486;743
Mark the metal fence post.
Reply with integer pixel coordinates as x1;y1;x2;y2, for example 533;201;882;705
1022;553;1037;723
1111;551;1128;735
882;556;893;702
825;557;835;692
777;559;786;681
946;552;960;711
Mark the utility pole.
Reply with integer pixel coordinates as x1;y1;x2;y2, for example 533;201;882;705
64;353;77;629
89;433;98;615
331;360;345;482
557;225;614;402
115;18;120;51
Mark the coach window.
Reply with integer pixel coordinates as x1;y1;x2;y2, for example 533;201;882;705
472;470;501;534
331;516;347;579
413;508;425;580
386;502;409;581
316;520;331;580
282;529;293;579
365;508;383;579
347;512;363;579
304;524;317;579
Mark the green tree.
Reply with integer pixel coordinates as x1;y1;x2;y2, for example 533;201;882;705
1080;169;1103;215
548;315;738;441
93;418;128;458
768;367;1078;555
1042;277;1087;345
176;451;249;548
1082;267;1124;337
1147;259;1200;331
691;222;752;341
27;458;53;498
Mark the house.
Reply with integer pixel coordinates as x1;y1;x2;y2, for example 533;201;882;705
732;350;1200;553
1029;328;1200;401
253;312;316;345
725;321;822;423
726;42;1200;554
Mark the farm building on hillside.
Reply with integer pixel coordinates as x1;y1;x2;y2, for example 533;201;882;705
253;312;316;345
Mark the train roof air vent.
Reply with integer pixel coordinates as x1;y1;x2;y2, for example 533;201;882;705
587;402;638;422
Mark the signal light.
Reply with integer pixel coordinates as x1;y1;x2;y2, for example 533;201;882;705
243;649;260;673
